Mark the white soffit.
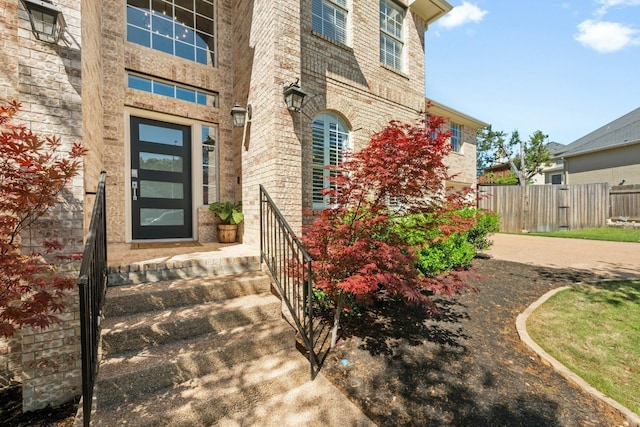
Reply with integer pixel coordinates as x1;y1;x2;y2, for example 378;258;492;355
408;0;453;25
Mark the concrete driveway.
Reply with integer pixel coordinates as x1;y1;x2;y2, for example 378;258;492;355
487;233;639;279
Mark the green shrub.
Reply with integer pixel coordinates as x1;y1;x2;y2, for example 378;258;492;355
465;209;500;251
391;208;500;277
415;233;476;276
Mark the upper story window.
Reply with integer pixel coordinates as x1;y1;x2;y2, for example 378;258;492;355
312;112;350;209
127;0;216;66
450;122;462;152
312;0;348;45
127;73;219;107
380;0;404;71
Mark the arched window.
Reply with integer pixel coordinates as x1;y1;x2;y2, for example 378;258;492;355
311;113;349;209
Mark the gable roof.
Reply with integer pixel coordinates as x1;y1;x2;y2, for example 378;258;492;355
562;107;640;158
546;141;567;156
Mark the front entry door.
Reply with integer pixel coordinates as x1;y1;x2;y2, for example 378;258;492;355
131;117;192;240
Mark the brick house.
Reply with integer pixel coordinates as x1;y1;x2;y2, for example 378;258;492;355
1;0;486;412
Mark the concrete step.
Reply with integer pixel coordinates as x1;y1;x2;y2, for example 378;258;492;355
107;253;261;286
96;321;296;409
91;349;311;426
101;292;282;355
103;272;272;317
82;260;375;427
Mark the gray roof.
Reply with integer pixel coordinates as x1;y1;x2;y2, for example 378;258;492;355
546;141;567;155
562;107;640;158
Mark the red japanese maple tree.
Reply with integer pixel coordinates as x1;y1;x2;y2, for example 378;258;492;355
0;100;87;337
303;115;477;347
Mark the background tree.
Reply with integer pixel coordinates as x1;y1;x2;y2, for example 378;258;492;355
0;100;86;337
302;116;482;348
477;125;552;186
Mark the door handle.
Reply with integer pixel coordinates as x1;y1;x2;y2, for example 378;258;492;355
132;181;138;200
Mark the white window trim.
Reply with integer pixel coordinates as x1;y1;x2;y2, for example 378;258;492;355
312;112;350;210
450;121;462;153
380;0;405;72
312;0;351;46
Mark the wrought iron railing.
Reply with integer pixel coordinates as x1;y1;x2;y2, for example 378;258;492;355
78;172;107;427
260;185;319;378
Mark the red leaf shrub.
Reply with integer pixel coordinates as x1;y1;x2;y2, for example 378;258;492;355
303;115;479;346
0;100;87;337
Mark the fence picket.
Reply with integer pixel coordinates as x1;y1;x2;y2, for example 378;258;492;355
477;183;621;232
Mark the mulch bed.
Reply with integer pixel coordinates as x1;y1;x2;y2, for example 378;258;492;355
1;258;628;426
0;384;76;426
321;258;627;427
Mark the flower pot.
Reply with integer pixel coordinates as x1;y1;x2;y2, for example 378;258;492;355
217;224;238;243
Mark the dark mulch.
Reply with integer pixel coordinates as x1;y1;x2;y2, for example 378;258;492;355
0;384;77;426
2;258;627;426
322;258;627;427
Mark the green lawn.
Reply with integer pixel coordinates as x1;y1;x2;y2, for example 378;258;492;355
527;280;640;415
527;227;640;243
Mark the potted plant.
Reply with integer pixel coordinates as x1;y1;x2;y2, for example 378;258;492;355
209;201;244;243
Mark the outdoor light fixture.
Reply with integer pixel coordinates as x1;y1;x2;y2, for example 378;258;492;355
230;103;252;150
21;0;65;43
283;79;307;112
230;103;251;127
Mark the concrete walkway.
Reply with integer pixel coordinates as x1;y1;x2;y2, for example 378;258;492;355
487;233;639;278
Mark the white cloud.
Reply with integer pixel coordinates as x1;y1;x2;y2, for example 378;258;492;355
574;19;640;52
596;0;640;16
437;2;488;29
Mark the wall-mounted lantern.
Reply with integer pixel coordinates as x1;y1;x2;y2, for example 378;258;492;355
283;79;307;112
230;103;251;128
21;0;65;43
230;103;252;150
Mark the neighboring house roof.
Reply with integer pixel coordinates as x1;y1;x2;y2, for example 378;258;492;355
546;141;567;155
425;99;488;130
562;107;640;158
483;162;511;173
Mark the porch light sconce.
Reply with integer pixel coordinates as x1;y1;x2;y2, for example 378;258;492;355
21;0;66;43
230;103;252;150
230;103;251;128
283;79;307;112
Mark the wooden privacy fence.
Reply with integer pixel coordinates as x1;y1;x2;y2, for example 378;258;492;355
610;184;640;220
477;183;610;233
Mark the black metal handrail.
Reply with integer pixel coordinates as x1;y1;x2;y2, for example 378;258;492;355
260;185;318;378
78;172;107;427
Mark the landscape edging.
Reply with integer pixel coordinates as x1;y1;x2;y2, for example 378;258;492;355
516;285;640;427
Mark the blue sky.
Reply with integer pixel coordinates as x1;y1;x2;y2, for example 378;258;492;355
424;1;640;145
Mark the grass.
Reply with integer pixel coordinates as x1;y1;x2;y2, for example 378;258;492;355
527;227;640;243
527;280;640;415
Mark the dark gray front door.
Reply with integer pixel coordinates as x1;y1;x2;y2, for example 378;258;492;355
131;117;192;239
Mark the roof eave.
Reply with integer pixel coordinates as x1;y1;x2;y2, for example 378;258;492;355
562;139;640;158
426;98;489;129
408;0;453;26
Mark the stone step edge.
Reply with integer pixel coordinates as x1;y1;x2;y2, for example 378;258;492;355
91;351;310;426
107;259;262;286
100;293;282;354
101;291;279;332
103;274;273;317
105;270;271;297
107;254;261;275
96;325;299;409
98;320;294;379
